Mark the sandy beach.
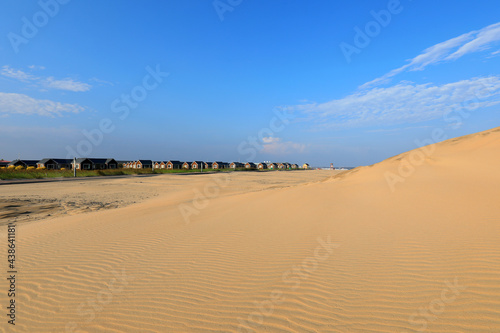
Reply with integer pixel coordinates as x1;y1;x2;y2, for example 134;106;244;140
1;127;500;332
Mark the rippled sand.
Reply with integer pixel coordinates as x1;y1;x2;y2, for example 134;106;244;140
1;127;499;332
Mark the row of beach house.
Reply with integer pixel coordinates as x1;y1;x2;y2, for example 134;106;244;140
123;160;309;170
0;158;119;170
0;158;310;171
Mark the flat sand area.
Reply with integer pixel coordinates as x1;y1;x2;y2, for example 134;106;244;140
1;127;500;332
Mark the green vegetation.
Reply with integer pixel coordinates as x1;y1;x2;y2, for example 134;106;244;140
0;166;303;181
0;167;233;180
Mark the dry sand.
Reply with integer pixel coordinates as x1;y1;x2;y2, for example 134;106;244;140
1;127;499;332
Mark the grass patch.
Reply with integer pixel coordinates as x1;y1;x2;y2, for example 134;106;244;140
0;166;304;180
0;167;231;180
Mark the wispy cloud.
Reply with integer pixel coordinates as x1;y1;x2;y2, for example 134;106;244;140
1;65;91;92
261;137;306;155
0;92;85;117
42;77;91;92
89;77;114;86
365;125;432;133
362;22;500;88
1;66;37;82
294;76;500;128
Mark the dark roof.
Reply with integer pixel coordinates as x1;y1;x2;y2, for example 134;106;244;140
191;161;204;164
39;158;73;165
167;160;183;165
246;162;256;166
72;158;117;164
86;158;114;164
53;159;72;164
74;158;92;163
8;159;39;166
137;160;152;164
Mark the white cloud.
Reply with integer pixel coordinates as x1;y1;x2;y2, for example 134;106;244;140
362;22;500;88
42;77;91;92
261;137;306;155
294;76;500;128
0;92;85;117
1;65;91;92
1;65;37;82
446;22;500;60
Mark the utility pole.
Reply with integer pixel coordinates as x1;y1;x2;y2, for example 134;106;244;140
201;161;203;173
73;157;77;177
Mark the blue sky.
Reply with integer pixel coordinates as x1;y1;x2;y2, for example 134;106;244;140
1;0;499;166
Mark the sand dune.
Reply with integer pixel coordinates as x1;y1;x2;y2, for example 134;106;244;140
1;127;500;332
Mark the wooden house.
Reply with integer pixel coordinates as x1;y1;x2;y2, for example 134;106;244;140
0;160;10;167
191;161;205;169
37;158;73;170
72;158;93;170
267;163;278;170
302;163;310;169
87;158;118;170
166;161;183;169
257;163;267;170
135;160;152;169
291;164;298;169
182;162;192;169
212;161;224;169
230;162;244;169
154;161;166;169
245;162;256;169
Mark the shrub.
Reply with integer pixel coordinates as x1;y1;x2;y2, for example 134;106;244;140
15;165;24;170
61;168;67;171
37;166;46;170
7;165;15;169
27;166;35;170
